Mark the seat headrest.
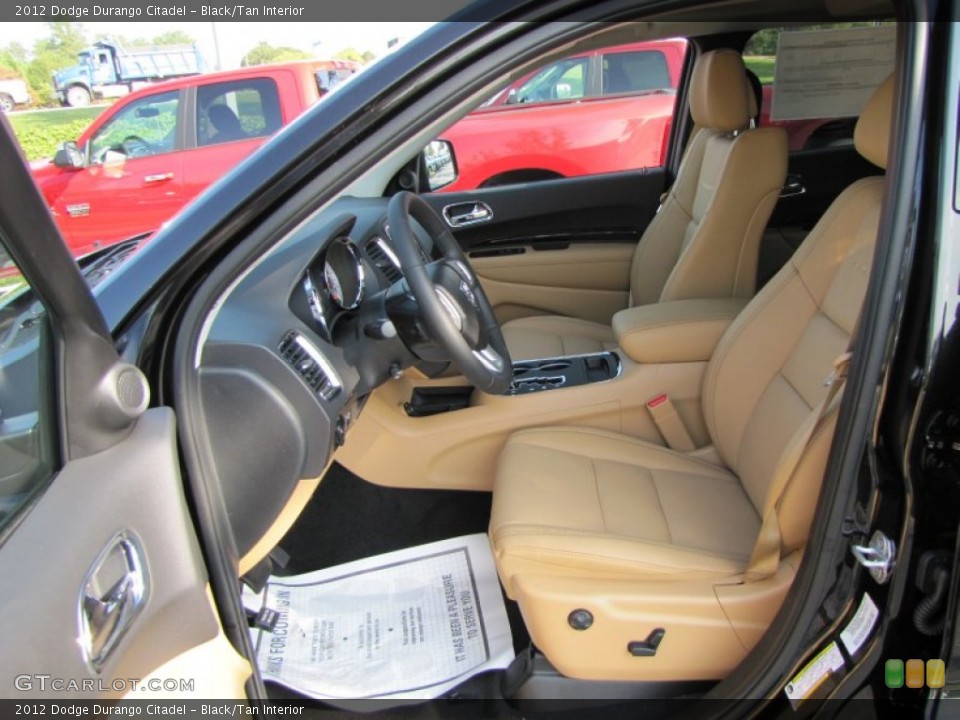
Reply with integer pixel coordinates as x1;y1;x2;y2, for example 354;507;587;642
854;74;894;170
690;50;751;133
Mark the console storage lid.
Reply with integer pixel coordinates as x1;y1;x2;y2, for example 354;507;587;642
612;298;748;364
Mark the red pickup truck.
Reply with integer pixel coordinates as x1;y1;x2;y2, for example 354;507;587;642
30;59;359;257
437;39;688;191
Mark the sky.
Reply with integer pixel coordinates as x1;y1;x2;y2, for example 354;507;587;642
15;22;436;69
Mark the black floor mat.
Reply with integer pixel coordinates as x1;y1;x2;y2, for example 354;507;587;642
274;462;531;654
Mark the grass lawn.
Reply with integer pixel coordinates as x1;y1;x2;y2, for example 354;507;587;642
744;55;776;85
8;106;107;162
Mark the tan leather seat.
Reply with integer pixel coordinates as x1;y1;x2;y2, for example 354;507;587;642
502;50;788;360
489;75;894;679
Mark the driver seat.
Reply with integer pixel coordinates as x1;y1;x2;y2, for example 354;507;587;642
501;50;787;360
489;75;893;681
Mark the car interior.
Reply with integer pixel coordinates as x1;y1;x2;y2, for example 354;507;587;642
180;12;899;706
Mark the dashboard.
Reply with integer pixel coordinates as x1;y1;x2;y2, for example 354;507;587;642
198;197;435;558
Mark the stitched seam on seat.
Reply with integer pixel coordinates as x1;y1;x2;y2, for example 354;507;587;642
502;543;746;570
495;525;750;562
590;459;607;533
650;471;673;544
509;427;737;477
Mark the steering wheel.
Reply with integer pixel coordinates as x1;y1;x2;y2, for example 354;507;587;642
121;135;153;158
387;192;512;394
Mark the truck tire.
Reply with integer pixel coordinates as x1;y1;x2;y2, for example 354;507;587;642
0;94;13;113
65;85;91;108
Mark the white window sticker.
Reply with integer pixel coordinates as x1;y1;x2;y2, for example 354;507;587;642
840;593;880;656
784;641;846;707
772;26;896;121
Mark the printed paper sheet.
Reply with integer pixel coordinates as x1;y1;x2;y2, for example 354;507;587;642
244;534;513;701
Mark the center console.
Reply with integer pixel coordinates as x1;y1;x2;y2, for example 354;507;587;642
404;351;622;416
507;352;621;395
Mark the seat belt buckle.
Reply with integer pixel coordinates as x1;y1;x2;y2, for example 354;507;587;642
646;394;696;452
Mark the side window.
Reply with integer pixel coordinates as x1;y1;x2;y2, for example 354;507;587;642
743;25;896;151
197;78;282;147
601;51;671;95
511;57;589;104
0;246;54;533
433;40;688;192
87;90;180;163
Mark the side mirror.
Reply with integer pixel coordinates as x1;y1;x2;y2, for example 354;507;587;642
53;141;84;170
423;140;456;192
505;88;520;105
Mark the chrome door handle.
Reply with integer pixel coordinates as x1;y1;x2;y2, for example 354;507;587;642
79;532;149;673
443;202;493;228
144;173;174;184
780;174;806;198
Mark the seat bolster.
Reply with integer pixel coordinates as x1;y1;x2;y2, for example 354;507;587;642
500;316;617;361
492;529;749;597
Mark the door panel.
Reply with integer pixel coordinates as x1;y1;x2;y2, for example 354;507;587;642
425;169;665;250
0;410;237;697
471;243;634;324
0;118;241;698
423;170;665;322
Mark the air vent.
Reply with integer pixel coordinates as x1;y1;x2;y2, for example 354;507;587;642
278;331;342;402
366;237;403;283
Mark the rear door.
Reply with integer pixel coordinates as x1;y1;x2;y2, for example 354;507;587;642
425;39;689;327
0;118;250;699
182;75;288;203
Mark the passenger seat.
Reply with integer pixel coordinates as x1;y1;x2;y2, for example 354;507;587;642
501;50;788;360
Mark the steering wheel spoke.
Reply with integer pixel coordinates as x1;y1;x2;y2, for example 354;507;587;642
386;192;512;394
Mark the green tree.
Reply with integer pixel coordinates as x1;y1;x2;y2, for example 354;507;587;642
151;31;196;46
241;42;311;67
333;48;376;65
0;42;28;77
26;22;87;105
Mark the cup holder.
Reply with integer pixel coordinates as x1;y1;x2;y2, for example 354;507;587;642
508;352;620;396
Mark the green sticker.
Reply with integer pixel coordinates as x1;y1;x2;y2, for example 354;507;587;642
885;659;904;688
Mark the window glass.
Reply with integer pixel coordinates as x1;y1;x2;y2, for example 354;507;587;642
197;78;282;147
316;67;357;97
0;243;54;534
88;90;179;163
743;24;895;151
433;39;687;192
602;51;671;95
513;57;589;104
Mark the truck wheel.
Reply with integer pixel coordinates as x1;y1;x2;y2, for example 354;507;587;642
0;94;13;113
65;86;91;108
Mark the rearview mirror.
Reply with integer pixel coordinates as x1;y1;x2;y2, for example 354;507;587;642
423;140;456;192
136;107;160;119
53;141;84;170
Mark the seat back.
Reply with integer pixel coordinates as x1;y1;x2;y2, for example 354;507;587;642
206;104;246;144
629;50;788;307
701;76;894;553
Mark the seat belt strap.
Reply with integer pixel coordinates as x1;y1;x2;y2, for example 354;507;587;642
743;350;853;582
647;394;697;452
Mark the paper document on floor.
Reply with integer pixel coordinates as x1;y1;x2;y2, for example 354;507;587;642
243;533;513;700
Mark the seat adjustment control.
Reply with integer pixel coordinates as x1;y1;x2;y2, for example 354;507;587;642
568;609;594;630
628;628;665;657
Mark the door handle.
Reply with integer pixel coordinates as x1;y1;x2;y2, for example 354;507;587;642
780;174;806;198
144;173;174;184
79;532;149;673
443;202;493;228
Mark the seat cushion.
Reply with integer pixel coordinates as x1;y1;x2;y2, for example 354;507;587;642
490;427;761;597
501;316;618;361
